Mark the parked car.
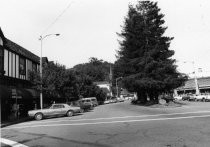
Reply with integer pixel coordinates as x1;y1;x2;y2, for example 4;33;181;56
78;99;94;111
111;98;118;103
195;95;206;101
117;97;124;102
161;95;174;103
109;99;114;103
28;103;82;120
90;97;98;106
182;95;191;101
189;95;197;101
174;96;182;101
205;95;210;102
82;97;98;107
104;100;110;104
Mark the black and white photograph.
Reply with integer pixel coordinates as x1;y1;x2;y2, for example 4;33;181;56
1;0;210;146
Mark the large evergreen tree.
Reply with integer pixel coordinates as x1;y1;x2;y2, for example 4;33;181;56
115;1;187;103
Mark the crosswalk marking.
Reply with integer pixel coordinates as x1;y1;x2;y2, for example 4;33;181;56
0;138;28;147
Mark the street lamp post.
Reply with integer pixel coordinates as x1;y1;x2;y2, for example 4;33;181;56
184;61;200;95
116;77;122;97
39;34;60;109
191;61;200;95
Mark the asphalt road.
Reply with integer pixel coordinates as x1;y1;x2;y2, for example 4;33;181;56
1;101;210;147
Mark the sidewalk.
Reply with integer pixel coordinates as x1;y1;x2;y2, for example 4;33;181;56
1;117;31;128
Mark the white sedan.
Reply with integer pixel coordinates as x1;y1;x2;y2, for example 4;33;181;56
28;103;82;120
174;96;182;101
195;95;206;101
205;95;210;102
104;100;110;104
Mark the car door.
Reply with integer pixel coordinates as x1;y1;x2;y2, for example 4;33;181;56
59;104;68;115
51;105;62;116
43;106;54;116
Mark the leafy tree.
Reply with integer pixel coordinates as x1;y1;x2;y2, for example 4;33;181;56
61;70;80;101
72;57;113;102
72;57;113;82
29;62;79;103
115;1;187;103
29;58;110;105
42;62;66;99
74;71;106;103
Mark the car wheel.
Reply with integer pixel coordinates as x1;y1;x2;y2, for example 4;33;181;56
35;113;43;120
67;110;74;117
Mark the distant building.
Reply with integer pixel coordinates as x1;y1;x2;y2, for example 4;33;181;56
94;81;112;97
0;28;40;121
176;77;210;95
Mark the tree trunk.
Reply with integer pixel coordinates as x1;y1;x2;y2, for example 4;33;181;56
148;90;154;101
137;90;147;104
154;92;159;104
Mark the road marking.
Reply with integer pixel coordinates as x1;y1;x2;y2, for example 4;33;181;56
0;138;28;147
2;114;210;130
18;110;210;125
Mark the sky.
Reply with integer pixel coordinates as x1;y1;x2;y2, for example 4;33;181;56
1;0;210;78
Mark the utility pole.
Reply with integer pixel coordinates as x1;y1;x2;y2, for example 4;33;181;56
109;64;113;97
184;61;200;95
39;33;60;109
116;77;122;97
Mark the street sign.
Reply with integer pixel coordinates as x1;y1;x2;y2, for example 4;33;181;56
11;89;22;99
12;95;22;99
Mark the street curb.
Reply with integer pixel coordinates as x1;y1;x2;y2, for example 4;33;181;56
1;118;31;128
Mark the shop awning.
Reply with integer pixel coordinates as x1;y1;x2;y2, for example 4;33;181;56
0;85;39;100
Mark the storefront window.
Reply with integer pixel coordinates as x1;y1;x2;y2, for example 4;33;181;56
32;63;37;72
19;57;26;75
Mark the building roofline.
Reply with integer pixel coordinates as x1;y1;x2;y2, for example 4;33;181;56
0;27;40;63
188;76;210;80
4;38;40;63
177;76;210;90
0;27;6;43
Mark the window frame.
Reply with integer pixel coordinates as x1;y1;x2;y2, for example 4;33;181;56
19;56;26;76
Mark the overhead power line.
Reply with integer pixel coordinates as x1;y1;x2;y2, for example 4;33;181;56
41;0;75;35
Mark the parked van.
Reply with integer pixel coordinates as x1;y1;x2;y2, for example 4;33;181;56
83;97;98;107
77;99;94;111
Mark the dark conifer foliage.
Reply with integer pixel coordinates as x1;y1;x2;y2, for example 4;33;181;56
115;1;187;103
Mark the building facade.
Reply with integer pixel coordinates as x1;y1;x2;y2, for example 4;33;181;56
94;81;112;97
176;77;210;95
0;28;40;121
